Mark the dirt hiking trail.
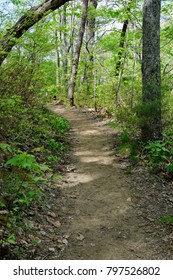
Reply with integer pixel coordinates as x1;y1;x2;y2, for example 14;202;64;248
46;105;173;260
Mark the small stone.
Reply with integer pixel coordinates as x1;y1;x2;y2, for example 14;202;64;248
127;197;132;202
63;234;70;239
62;238;68;246
49;248;56;253
77;234;85;241
46;204;52;209
53;221;61;228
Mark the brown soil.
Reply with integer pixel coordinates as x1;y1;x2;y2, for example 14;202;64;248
37;105;173;260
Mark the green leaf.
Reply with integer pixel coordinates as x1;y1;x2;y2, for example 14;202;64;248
7;234;16;245
160;216;173;223
39;164;50;172
31;146;46;152
0;143;13;154
6;152;42;173
0;201;6;208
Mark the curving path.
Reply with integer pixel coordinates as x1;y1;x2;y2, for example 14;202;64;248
49;105;160;260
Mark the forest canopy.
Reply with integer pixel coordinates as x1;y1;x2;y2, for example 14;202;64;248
1;0;173;138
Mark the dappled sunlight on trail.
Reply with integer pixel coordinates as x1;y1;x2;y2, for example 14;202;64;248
48;105;159;260
62;171;100;187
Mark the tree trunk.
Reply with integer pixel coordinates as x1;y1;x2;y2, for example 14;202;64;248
115;0;133;77
130;23;137;109
115;46;127;108
61;4;68;89
0;0;70;66
115;19;129;77
68;0;89;106
85;0;97;97
55;28;60;87
141;0;162;141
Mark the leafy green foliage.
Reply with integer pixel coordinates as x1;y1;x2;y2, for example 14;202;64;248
160;216;173;224
166;162;173;176
6;153;44;173
0;143;13;154
7;234;16;245
144;141;169;164
143;138;173;176
1;0;173;259
0;93;69;259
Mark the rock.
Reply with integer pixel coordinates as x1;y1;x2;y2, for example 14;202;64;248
53;221;61;228
63;234;70;239
45;204;52;209
66;165;76;172
49;248;56;253
62;238;68;246
76;234;85;241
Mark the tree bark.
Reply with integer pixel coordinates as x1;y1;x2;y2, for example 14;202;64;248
115;19;129;77
0;0;70;66
85;0;97;96
68;0;89;106
141;0;162;141
61;4;68;88
55;28;60;87
115;0;133;77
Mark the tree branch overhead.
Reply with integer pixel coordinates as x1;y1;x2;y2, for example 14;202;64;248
0;0;70;65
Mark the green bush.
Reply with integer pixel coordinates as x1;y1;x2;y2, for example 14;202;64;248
143;138;173;176
144;141;170;164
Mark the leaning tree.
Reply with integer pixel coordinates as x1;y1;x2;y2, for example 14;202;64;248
0;0;70;66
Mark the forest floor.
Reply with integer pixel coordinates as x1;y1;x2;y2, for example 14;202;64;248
28;105;173;260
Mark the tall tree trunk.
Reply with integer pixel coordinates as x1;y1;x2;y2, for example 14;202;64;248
68;0;89;106
85;0;97;98
115;45;127;108
141;0;162;141
115;0;133;77
69;2;75;70
61;4;68;89
130;23;137;109
0;0;69;66
55;28;60;87
53;12;61;87
115;19;129;77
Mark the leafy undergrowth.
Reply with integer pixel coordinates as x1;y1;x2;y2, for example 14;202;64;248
117;133;173;179
107;108;173;180
0;96;70;259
